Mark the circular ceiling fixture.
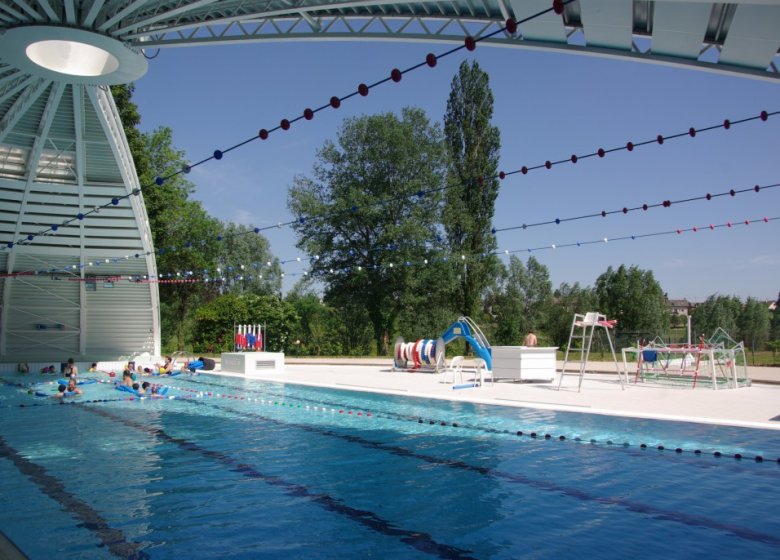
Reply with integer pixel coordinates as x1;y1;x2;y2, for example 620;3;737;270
0;26;147;85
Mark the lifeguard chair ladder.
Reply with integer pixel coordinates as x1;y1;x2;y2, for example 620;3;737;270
556;312;624;392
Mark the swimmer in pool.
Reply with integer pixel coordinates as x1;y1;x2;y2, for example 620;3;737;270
67;377;83;395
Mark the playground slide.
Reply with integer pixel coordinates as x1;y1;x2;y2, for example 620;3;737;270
441;317;492;370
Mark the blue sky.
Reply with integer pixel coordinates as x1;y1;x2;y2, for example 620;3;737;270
132;40;779;302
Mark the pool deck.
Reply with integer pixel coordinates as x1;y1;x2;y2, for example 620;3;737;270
210;357;780;430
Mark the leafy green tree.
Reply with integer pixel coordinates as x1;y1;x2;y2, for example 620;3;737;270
285;278;344;356
217;222;283;296
546;282;597;348
288;108;448;355
110;84;150;180
738;297;771;363
488;256;552;345
691;295;742;339
595;265;670;336
443;60;501;318
139;127;223;350
193;293;298;353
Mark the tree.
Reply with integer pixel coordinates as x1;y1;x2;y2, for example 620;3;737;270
110;84;150;180
139;126;223;350
691;295;742;339
738;297;771;363
546;282;597;348
288;108;448;355
193;293;298;353
443;60;501;318
217;222;283;296
595;265;669;337
488;256;552;345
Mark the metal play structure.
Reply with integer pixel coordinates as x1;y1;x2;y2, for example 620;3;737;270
622;328;750;389
393;316;492;373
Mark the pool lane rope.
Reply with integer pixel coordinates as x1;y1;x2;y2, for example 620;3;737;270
172;376;780;465
6;374;777;464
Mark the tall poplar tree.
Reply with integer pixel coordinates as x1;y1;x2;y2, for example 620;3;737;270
443;60;501;319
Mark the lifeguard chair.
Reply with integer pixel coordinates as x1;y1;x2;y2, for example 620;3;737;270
556;312;624;392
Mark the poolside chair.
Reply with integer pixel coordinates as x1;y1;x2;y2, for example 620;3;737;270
440;356;465;384
471;357;493;387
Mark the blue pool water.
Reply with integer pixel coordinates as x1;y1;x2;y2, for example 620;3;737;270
1;372;779;559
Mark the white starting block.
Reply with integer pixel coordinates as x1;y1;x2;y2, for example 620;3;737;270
220;352;284;376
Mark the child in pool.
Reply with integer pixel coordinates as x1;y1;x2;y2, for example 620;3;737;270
66;377;83;395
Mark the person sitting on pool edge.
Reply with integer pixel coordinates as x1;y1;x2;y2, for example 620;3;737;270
17;362;29;373
88;362;98;372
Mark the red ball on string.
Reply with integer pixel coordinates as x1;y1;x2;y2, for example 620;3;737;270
709;224;715;230
760;110;768;121
280;119;290;130
764;217;769;222
693;226;698;232
465;36;477;51
391;68;402;82
727;221;732;227
303;108;314;120
706;193;712;200
521;166;528;175
601;210;606;217
622;207;628;214
553;0;564;15
597;148;605;158
729;189;736;196
358;83;369;96
626;142;634;151
570;154;578;163
689;127;696;137
258;129;269;140
330;96;341;109
505;18;518;34
663;200;671;207
499;171;506;180
676;229;681;234
754;185;760;192
656;135;664;144
426;53;437;68
545;160;552;169
723;119;731;129
642;204;648;211
745;220;750;225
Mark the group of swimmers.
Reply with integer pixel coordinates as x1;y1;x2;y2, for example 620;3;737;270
119;371;166;396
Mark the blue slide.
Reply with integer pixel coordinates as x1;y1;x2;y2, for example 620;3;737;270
440;317;492;370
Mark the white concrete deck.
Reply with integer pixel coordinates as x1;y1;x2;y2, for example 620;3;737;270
209;359;780;431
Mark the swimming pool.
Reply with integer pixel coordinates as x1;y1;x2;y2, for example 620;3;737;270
1;372;779;559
